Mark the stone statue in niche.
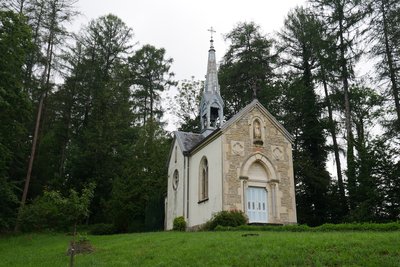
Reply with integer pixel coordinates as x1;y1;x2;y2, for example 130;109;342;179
254;120;261;139
253;119;263;146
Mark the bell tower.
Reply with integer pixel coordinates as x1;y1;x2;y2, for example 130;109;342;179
200;27;224;136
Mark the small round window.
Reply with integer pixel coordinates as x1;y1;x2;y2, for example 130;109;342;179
172;170;179;190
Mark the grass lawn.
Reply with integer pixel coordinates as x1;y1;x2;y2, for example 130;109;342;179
1;231;399;266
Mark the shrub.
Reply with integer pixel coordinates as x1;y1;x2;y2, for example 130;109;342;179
89;223;117;235
20;184;95;232
173;216;186;231
204;210;247;230
20;190;68;232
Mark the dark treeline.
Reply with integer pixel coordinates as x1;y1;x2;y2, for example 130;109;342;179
1;0;399;232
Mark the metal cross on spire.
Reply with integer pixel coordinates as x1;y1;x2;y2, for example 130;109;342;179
208;27;216;40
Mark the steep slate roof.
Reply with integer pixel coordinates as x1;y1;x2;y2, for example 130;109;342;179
175;131;205;153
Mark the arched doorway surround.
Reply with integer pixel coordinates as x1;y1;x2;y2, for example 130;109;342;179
239;153;280;223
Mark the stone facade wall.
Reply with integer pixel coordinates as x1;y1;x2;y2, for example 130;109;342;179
222;106;297;224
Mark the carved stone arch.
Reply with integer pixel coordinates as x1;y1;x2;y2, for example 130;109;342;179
240;153;278;182
239;153;280;223
210;100;222;108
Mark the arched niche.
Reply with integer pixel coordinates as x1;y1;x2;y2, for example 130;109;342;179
248;161;268;182
248;116;266;147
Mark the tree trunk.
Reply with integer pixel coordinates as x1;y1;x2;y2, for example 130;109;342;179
14;93;45;232
59;96;73;179
150;84;154;122
338;7;356;211
321;72;347;214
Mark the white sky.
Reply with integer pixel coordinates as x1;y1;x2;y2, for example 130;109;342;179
72;0;307;81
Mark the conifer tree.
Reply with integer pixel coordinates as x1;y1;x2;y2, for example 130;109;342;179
310;0;369;211
367;0;400;131
128;44;176;125
330;86;385;220
0;10;33;230
219;22;279;118
61;14;134;222
279;7;331;225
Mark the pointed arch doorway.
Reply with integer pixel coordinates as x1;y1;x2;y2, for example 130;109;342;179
241;154;276;224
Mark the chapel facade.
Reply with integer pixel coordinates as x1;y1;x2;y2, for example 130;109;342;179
165;36;297;230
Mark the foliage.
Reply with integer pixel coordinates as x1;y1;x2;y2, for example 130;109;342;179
219;21;279;118
0;10;33;231
129;44;176;125
20;183;95;232
278;8;331;225
310;0;369;213
168;78;202;132
0;176;18;231
346;137;400;222
1;232;400;266
203;210;247;230
172;216;186;231
144;192;165;231
366;0;400;128
51;14;135;224
88;223;117;235
107;121;171;233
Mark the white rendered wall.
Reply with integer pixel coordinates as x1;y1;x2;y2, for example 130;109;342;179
187;136;223;228
165;139;185;230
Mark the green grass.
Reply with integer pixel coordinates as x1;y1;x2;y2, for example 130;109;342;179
1;231;399;266
215;221;400;232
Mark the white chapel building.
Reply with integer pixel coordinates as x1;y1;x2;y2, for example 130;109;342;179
165;37;297;230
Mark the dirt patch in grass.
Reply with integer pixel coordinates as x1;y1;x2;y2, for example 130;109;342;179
66;240;94;255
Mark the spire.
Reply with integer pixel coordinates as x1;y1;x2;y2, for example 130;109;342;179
205;27;219;94
199;27;224;135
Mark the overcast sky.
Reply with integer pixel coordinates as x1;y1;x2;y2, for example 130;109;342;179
72;0;307;81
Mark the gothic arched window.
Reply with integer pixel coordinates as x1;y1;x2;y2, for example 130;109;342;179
199;157;208;202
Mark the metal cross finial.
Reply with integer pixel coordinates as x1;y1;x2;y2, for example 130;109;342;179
208;27;216;39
